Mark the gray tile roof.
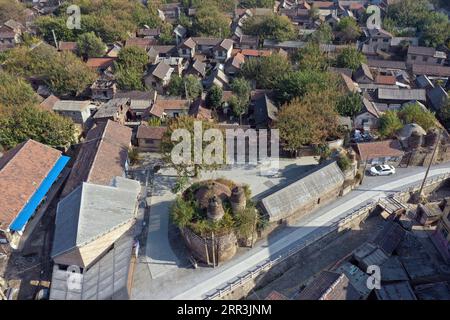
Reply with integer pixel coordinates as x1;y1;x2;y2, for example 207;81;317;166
53;100;91;112
377;88;426;101
52;179;140;260
49;229;134;300
261;162;345;221
93;98;130;119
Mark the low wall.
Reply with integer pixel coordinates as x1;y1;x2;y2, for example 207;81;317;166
209;202;375;300
182;227;238;264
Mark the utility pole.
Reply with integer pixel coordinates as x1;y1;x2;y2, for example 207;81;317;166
360;155;369;185
211;231;216;268
51;29;58;49
416;129;441;202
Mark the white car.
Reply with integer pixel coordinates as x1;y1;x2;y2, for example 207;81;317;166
369;164;396;176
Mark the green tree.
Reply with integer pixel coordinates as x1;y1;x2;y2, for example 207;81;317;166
243;14;297;41
160;116;220;177
293;42;329;72
240;0;275;8
230;78;251;122
387;0;450;47
184;75;203;100
115;46;149;70
205;85;223;109
308;23;333;44
0;71;39;107
76;32;106;60
170;196;195;228
274;70;339;105
167;75;185;96
336;47;367;71
47;51;97;96
3;44;96;96
277;90;339;154
379;110;403;138
0;105;75;149
241;53;291;89
35;16;76;44
114;46;148;90
337;17;361;43
399;102;437;131
336;92;362;118
0;0;26;24
192;5;231;37
115;67;145;91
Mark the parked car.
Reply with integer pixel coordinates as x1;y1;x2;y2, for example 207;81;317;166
369;164;396;176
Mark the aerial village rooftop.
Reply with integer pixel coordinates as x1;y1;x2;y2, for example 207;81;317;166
0;0;450;301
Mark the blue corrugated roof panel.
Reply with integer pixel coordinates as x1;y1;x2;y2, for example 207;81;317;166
9;155;70;231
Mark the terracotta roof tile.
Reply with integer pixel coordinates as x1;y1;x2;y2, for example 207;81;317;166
86;58;115;69
375;75;397;85
61;120;131;197
356;140;404;161
0;140;62;228
136;125;166;140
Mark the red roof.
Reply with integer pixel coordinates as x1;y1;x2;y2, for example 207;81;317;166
150;99;190;117
86;58;115;69
0;140;62;228
375;75;396;85
61;120;132;197
136;125;166;140
241;49;272;57
356;140;404;161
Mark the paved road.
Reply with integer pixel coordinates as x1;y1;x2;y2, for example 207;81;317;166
131;163;450;300
172;164;450;300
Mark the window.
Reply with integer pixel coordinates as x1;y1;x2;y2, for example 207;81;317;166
383;38;389;43
423;57;428;62
411;55;416;60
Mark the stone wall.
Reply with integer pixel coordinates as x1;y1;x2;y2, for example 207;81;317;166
284;184;343;225
217;205;374;300
181;227;238;264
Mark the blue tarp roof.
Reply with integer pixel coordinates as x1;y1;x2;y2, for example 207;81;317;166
9;155;70;231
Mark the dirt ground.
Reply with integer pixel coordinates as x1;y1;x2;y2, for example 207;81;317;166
0;198;58;300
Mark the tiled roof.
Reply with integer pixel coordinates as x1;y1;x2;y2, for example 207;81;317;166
407;46;436;56
181;37;196;49
375;75;396;85
412;64;450;77
150;98;189;117
86;57;115;69
366;59;406;70
0;140;62;229
356;140;404;160
61;120;132;197
296;271;360;300
39;94;60;112
125;37;157;49
241;49;272;57
58;41;77;51
150;61;172;80
192;37;222;47
136;125;166;140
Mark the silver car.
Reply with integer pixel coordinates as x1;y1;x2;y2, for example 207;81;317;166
369;164;396;176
